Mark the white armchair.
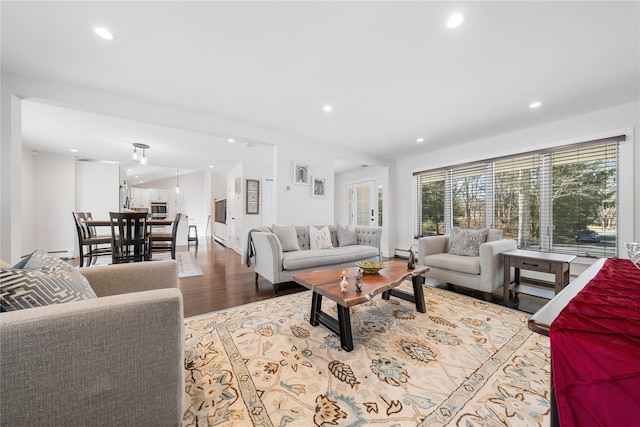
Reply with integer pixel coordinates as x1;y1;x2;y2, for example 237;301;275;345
417;229;516;301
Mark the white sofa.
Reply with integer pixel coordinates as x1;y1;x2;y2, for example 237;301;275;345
417;229;517;300
248;225;382;292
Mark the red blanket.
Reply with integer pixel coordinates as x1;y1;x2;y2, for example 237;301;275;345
550;258;640;426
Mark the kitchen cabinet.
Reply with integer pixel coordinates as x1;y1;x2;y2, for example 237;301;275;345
129;187;149;208
149;189;170;202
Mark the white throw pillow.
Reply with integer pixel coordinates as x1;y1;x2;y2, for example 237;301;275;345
309;226;333;250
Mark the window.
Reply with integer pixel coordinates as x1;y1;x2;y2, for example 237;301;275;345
413;137;622;257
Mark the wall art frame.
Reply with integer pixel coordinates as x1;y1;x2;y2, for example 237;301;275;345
246;179;260;214
293;162;310;185
312;176;326;198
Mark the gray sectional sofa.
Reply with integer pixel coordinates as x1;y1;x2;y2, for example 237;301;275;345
246;225;382;292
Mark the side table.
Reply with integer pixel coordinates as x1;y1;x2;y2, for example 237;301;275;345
502;249;576;306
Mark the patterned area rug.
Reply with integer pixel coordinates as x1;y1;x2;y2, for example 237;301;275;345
183;282;551;426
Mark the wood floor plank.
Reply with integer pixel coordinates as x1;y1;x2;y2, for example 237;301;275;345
178;238;305;317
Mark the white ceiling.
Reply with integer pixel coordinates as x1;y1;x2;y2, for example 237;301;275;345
2;1;639;182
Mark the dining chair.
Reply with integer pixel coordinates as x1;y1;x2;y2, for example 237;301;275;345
72;212;111;267
109;211;149;264
148;213;182;260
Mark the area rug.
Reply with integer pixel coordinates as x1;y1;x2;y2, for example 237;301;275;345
89;251;202;278
172;251;204;278
183;282;551;426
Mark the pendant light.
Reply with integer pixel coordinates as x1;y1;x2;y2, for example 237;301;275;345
176;168;180;194
132;143;149;165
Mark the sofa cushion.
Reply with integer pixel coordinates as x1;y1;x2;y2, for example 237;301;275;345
282;245;380;271
337;224;358;247
310;226;333;250
448;228;489;257
0;250;97;312
424;253;481;275
272;224;301;252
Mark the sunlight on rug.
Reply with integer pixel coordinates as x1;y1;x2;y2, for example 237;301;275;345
183;282;551;426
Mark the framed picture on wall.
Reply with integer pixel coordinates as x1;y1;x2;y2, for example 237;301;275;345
246;179;260;214
293;162;310;185
312;176;326;198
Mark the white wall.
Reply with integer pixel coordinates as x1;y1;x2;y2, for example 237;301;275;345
20;146;37;255
393;101;639;256
31;152;76;256
76;161;120;219
275;145;336;226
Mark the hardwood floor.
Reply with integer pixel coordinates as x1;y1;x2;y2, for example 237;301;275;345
179;237;305;317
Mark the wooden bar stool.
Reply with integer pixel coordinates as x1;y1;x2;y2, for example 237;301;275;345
188;225;198;247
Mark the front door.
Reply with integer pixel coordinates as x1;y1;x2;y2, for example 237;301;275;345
347;180;378;227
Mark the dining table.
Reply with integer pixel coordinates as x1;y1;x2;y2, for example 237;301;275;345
83;218;174;227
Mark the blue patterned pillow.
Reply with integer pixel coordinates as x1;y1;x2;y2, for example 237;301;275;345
0;250;96;312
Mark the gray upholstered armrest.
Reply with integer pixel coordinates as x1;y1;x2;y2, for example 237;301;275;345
418;235;449;263
0;288;184;426
80;259;178;297
479;239;518;285
252;232;284;285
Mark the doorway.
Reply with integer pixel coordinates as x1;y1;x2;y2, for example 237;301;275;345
346;180;379;227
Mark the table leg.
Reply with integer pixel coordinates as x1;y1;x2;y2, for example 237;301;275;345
503;256;512;305
336;305;354;352
412;275;426;313
310;292;322;326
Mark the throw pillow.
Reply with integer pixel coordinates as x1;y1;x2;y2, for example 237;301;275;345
271;224;301;252
446;227;461;252
310;226;334;250
448;228;489;257
1;250;97;312
336;224;358;247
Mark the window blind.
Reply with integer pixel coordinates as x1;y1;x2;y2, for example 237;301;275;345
413;135;623;257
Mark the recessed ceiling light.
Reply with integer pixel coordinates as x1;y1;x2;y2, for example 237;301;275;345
529;101;542;109
417;138;424;143
209;165;214;169
447;13;465;28
135;176;139;178
323;105;333;112
93;26;116;41
228;138;235;143
70;148;78;153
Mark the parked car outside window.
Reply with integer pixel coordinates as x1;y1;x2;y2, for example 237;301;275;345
575;230;600;243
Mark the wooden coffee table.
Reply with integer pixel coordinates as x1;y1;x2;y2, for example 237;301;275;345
292;261;429;351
